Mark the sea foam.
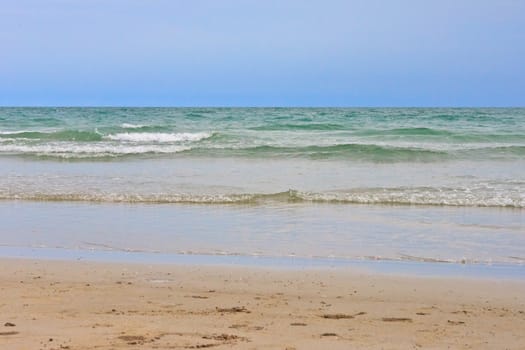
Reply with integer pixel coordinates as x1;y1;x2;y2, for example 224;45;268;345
0;143;191;158
106;132;212;143
121;123;146;129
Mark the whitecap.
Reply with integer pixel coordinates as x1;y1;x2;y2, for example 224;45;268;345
0;143;191;158
106;132;212;143
0;130;35;135
120;123;146;129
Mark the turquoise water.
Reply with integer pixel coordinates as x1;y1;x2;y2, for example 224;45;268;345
1;108;524;161
0;107;524;207
0;108;524;269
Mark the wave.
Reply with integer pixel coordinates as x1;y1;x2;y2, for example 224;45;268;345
288;188;523;207
0;130;103;142
469;145;525;155
250;123;345;131
0;129;214;144
106;132;213;143
1;188;522;208
0;130;36;135
356;127;455;136
354;128;525;142
119;123;169;132
0;143;191;158
247;143;525;159
121;123;146;129
197;144;449;161
1;140;524;160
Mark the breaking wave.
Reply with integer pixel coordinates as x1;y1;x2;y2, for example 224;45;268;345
106;132;213;143
1;188;522;208
0;143;191;158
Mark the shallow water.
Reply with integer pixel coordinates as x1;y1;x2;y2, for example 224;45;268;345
1;201;523;266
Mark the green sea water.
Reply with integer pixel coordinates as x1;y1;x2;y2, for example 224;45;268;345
0;107;524;161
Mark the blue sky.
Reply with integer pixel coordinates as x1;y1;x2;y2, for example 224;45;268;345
1;0;524;106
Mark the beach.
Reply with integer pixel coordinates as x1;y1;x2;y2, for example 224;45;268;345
3;0;525;347
1;107;524;348
1;258;524;349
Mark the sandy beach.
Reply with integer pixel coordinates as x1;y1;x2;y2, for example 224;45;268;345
1;258;524;349
3;0;525;348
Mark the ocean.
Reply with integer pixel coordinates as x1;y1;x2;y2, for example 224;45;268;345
0;107;524;272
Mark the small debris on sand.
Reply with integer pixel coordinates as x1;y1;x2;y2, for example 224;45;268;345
321;333;338;337
382;317;413;322
216;306;250;313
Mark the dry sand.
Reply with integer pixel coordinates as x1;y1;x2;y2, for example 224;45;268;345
1;258;524;349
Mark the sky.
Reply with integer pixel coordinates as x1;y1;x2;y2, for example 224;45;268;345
1;0;524;107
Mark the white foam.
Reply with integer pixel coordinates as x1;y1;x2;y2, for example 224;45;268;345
340;140;525;152
0;143;191;158
0;129;61;136
0;130;34;135
0;185;522;207
294;187;524;208
121;123;145;129
106;132;212;143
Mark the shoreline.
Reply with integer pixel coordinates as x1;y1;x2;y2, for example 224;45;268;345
1;257;524;349
1;245;525;281
2;200;524;271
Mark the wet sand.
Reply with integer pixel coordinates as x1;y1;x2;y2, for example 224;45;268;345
1;258;524;349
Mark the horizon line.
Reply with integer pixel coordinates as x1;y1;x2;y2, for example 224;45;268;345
1;105;524;109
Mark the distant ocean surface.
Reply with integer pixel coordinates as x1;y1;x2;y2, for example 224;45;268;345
0;107;524;269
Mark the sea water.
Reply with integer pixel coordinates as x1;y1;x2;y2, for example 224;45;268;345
0;108;524;271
